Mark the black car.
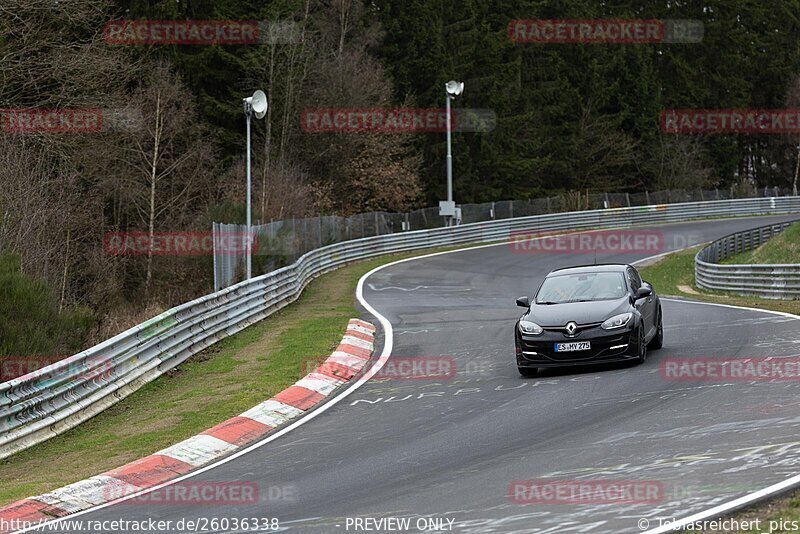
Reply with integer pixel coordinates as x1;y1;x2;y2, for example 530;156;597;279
515;264;663;376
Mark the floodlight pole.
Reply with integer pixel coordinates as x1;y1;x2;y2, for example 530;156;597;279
445;93;453;227
244;100;253;280
444;80;463;227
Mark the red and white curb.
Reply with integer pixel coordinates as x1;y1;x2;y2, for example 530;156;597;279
0;319;375;531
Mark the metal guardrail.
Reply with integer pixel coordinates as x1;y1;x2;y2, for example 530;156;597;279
213;188;796;290
3;196;800;459
695;219;800;299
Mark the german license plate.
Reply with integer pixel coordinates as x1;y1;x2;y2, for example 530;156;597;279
554;341;591;352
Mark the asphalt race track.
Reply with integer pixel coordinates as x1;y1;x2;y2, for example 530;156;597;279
32;215;800;534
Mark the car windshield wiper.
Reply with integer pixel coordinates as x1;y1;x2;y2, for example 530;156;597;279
537;301;560;305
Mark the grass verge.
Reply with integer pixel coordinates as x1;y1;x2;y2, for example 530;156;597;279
639;248;800;533
0;246;455;506
722;221;800;265
639;246;800;316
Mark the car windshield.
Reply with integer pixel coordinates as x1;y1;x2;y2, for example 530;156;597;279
535;272;627;304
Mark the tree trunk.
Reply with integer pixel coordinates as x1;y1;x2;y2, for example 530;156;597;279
260;43;275;223
59;228;70;313
145;93;162;296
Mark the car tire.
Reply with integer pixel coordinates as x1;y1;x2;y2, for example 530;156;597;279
648;307;663;350
518;366;539;377
635;323;647;364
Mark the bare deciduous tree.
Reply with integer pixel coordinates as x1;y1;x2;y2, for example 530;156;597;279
113;62;215;294
785;76;800;196
639;133;711;192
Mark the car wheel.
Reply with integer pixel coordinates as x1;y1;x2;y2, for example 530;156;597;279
648;307;663;350
635;323;647;364
518;366;539;377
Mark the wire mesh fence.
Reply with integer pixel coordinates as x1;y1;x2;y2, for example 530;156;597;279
214;188;793;290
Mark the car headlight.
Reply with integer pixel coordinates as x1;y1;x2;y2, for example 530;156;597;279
601;312;632;330
519;320;543;335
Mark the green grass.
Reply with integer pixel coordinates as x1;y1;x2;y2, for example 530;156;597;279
639;248;800;533
723;221;800;265
725;492;800;533
639;247;698;294
0;246;454;505
639;246;800;317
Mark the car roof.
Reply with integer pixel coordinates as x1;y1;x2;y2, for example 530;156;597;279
546;264;631;277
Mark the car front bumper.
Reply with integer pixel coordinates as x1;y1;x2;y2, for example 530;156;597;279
515;325;640;368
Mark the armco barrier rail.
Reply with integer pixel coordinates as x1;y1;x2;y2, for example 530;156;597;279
2;197;800;459
213;188;795;290
695;219;800;299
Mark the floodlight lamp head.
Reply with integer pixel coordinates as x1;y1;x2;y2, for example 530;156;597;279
445;80;464;97
244;90;268;119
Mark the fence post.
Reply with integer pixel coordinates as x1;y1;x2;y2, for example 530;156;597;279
212;223;218;292
291;219;296;261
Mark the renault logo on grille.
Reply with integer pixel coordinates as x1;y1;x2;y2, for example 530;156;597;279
565;321;578;336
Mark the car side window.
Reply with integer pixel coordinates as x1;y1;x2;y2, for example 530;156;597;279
626;268;641;292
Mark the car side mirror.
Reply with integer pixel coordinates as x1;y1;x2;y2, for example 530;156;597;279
516;296;530;308
635;287;652;299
